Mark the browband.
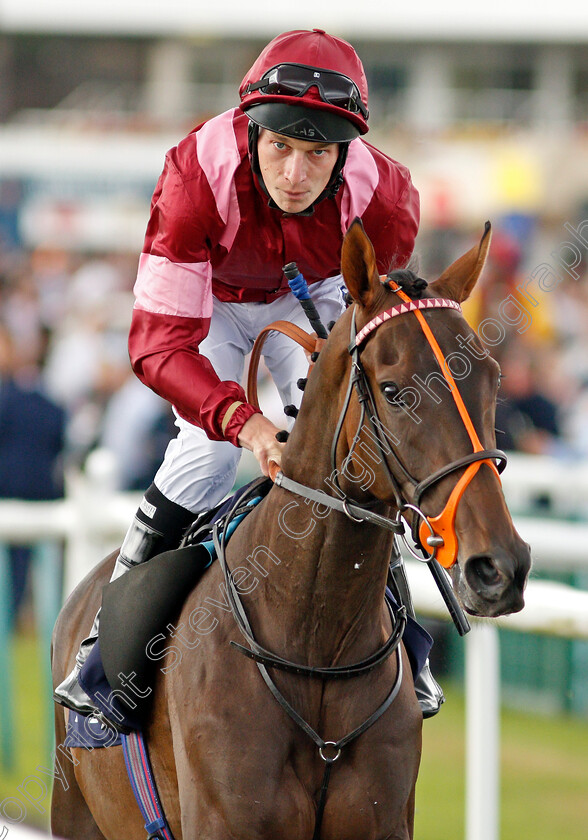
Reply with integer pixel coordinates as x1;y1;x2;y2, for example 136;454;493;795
355;297;461;348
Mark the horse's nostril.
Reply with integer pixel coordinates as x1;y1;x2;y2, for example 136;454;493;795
466;556;502;590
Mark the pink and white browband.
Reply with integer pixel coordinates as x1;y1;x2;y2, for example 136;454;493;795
355;297;462;347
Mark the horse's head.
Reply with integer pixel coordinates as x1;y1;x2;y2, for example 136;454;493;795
334;218;531;618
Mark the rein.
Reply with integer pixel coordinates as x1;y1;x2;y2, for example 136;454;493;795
246;320;317;411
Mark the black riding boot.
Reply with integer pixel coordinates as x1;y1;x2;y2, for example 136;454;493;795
388;541;445;719
53;484;194;716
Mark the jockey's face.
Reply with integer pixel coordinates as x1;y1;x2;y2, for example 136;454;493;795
257;129;339;214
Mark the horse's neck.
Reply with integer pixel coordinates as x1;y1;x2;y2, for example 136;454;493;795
244;434;393;666
236;334;392;661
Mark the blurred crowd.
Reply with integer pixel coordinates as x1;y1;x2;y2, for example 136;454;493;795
0;243;175;493
422;209;588;462
0;242;174;625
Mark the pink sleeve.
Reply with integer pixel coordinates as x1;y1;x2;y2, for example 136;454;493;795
129;133;260;444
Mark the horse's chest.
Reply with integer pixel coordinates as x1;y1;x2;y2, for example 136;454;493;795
173;580;419;838
214;762;411;840
195;706;416;840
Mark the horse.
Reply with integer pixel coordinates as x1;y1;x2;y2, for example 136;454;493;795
51;219;531;840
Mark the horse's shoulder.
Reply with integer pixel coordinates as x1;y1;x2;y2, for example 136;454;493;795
53;551;116;640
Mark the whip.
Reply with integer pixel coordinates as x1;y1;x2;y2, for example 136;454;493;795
283;262;329;340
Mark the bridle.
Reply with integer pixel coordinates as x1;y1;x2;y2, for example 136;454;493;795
342;277;507;569
272;278;507;571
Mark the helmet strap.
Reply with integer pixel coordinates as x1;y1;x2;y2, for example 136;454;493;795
248;120;261;177
325;142;349;199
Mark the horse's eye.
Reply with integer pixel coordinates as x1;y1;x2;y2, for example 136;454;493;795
381;381;402;405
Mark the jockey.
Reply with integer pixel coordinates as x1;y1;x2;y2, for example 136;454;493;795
55;28;444;719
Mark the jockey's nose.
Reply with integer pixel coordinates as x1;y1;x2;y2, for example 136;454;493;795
284;151;307;184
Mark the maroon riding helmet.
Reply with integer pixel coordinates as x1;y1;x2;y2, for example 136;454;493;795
239;29;370;208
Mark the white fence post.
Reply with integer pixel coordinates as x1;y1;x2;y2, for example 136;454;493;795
465;623;500;840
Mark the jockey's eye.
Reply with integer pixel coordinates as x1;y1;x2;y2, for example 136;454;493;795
380;381;404;406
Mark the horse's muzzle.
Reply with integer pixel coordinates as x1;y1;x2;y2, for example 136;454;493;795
454;543;531;617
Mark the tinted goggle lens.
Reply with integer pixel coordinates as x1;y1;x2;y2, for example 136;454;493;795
247;64;368;119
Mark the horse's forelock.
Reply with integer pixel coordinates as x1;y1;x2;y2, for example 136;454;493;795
386;260;428;300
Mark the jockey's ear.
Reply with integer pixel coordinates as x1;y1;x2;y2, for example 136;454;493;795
341;218;380;308
429;222;492;304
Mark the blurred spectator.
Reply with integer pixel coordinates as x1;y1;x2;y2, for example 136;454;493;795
552;277;588;386
0;180;23;251
0;325;66;627
464;222;556;346
462;226;524;332
28;245;75;330
98;373;176;491
494;339;565;456
42;258;134;466
563;380;588;458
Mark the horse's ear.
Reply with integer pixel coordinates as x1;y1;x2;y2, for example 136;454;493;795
341;218;380;307
429;222;492;303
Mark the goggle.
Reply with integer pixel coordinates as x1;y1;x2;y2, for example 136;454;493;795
245;63;369;120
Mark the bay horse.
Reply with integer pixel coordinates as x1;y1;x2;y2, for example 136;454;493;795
51;220;531;840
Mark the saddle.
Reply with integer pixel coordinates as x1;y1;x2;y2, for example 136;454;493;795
74;477;272;735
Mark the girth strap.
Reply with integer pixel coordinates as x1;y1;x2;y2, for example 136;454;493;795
121;731;175;840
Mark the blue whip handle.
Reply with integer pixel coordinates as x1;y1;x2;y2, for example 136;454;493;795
283;263;328;340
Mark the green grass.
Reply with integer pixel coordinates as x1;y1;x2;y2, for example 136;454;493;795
415;684;588;840
0;630;53;833
2;635;588;838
